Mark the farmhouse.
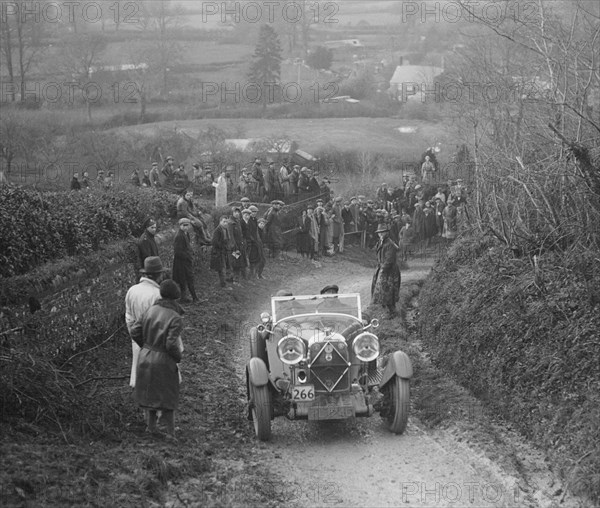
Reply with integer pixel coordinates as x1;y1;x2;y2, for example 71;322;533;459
388;63;444;102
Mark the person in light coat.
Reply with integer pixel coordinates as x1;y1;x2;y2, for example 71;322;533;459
124;256;165;388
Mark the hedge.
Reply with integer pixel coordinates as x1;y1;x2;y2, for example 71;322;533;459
418;234;600;503
0;185;177;278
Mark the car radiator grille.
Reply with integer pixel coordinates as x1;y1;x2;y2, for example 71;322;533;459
308;341;350;393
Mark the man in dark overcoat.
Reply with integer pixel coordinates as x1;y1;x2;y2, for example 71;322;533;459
211;215;234;288
172;218;198;302
264;200;284;260
371;224;401;316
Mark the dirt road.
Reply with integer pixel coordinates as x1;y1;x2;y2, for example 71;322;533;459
228;252;584;508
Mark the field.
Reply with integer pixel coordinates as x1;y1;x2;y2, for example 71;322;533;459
115;117;449;159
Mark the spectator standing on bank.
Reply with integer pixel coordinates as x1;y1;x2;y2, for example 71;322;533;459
81;172;90;189
130;167;141;187
213;171;228;208
130;279;184;439
247;206;266;279
70;172;81;191
149;162;161;188
371;224;401;316
211;215;234;289
229;207;247;283
141;170;152;187
172;218;198;303
125;256;165;388
137;218;160;272
265;200;284;260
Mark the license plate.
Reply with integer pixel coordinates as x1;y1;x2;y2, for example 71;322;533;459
308;405;354;420
292;385;315;401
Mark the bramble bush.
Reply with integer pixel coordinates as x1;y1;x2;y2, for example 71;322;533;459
0;185;177;277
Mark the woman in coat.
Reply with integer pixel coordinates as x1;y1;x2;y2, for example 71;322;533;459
131;279;184;438
371;224;401;316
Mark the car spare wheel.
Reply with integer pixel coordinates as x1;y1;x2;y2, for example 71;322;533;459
250;328;268;365
250;383;272;441
386;377;409;434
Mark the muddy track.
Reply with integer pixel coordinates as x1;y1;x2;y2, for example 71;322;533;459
225;252;588;508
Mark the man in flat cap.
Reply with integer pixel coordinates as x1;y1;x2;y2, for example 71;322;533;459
332;196;344;253
265;200;284;261
173;218;198;302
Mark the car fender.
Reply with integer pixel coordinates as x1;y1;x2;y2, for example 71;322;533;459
379;351;413;388
247;357;270;387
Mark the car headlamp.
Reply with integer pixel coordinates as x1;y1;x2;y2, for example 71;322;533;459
352;332;380;362
277;335;306;365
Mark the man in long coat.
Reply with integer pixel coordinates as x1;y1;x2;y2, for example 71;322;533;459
211;216;234;288
264;200;284;260
172;218;198;302
247;206;266;278
371;224;401;316
125;256;165;388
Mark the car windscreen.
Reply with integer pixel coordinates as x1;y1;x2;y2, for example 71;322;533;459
273;314;361;341
271;293;361;323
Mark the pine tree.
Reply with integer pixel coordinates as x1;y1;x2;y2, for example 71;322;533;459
248;25;282;112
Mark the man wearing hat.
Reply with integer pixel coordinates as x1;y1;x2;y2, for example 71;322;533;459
162;156;175;187
210;215;234;289
173;218;198;302
125;256;166;388
279;160;292;198
265;200;284;261
238;169;250;197
149;162;161;188
364;200;378;248
289;164;300;197
251;159;265;201
331;196;344;253
246;206;266;278
240;196;251;211
298;167;311;194
371;224;401;316
192;163;203;185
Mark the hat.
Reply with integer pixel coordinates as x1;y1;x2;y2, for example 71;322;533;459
376;224;390;233
307;204;315;210
258;218;267;224
160;279;181;300
249;205;259;212
140;256;165;274
367;200;374;205
271;200;279;205
152;162;158;166
276;200;285;206
293;165;300;169
179;218;192;225
358;195;366;200
415;184;422;190
242;209;251;215
334;196;342;202
320;284;339;294
254;158;261;164
276;289;293;297
241;197;250;202
192;163;200;169
301;167;309;173
350;196;357;201
166;156;174;161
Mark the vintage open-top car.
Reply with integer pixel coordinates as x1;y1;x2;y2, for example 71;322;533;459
246;293;413;441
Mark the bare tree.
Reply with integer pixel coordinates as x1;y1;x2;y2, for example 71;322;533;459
137;0;184;97
59;33;107;122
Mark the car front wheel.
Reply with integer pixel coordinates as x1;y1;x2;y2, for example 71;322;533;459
385;377;409;434
250;383;272;441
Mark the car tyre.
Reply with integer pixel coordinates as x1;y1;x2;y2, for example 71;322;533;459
250;383;272;441
386;377;409;434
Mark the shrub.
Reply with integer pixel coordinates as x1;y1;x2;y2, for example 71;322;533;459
419;233;600;504
0;185;177;277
